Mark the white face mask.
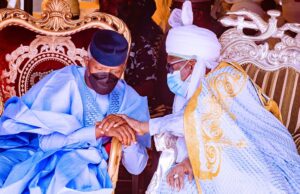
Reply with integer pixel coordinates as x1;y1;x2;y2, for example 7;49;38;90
167;60;191;97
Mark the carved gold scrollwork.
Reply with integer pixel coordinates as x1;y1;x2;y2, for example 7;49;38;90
220;10;300;72
0;0;131;43
2;35;88;97
40;0;76;31
0;1;130;191
0;0;131;99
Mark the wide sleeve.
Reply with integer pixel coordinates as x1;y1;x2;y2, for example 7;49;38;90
117;83;151;174
149;110;184;137
0;66;93;150
118;83;151;148
121;143;149;175
38;126;97;151
175;137;188;163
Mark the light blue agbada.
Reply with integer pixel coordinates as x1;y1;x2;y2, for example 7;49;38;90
0;65;150;194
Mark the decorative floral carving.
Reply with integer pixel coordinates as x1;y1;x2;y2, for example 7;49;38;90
29;70;54;86
0;0;130;99
2;35;87;97
219;10;300;72
0;91;3;115
0;0;130;43
40;0;75;31
0;1;130;189
1;85;16;99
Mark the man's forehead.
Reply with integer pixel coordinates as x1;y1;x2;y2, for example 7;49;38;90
167;55;183;62
90;57;124;69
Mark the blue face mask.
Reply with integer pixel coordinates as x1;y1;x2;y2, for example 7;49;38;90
167;60;191;97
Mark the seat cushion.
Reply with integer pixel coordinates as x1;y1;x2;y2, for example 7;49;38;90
243;64;300;153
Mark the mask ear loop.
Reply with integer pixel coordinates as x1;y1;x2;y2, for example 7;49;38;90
176;60;192;83
178;60;191;72
169;58;187;65
182;60;193;83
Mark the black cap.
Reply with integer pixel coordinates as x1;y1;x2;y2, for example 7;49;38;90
89;29;128;67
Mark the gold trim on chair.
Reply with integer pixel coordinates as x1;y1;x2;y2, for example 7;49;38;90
2;35;88;98
0;0;131;43
219;10;300;72
219;10;300;153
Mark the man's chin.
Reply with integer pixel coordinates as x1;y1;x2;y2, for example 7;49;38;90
94;89;114;95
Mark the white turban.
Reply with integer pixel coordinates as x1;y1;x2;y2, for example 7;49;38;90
166;0;221;101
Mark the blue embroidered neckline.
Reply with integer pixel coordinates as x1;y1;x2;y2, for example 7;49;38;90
71;66;122;127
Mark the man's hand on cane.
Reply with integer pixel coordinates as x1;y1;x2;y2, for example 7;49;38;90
97;114;149;136
95;115;137;146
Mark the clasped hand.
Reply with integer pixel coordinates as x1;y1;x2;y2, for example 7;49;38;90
95;114;146;146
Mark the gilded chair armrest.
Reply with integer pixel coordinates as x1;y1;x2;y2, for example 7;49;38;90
108;137;122;190
0;93;3;116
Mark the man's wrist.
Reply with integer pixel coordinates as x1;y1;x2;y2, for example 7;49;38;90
182;157;190;164
95;127;103;139
140;122;149;134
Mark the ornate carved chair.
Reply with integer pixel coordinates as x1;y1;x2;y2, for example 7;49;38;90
146;9;300;193
219;9;300;150
0;0;131;192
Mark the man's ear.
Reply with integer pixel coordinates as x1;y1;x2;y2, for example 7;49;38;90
117;63;125;73
191;59;197;65
122;63;127;71
188;60;196;71
118;63;127;79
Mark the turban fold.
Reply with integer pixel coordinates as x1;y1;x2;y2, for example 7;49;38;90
166;0;221;100
166;25;221;62
166;1;221;62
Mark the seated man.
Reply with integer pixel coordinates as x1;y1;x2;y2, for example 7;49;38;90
0;29;150;193
101;1;300;193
